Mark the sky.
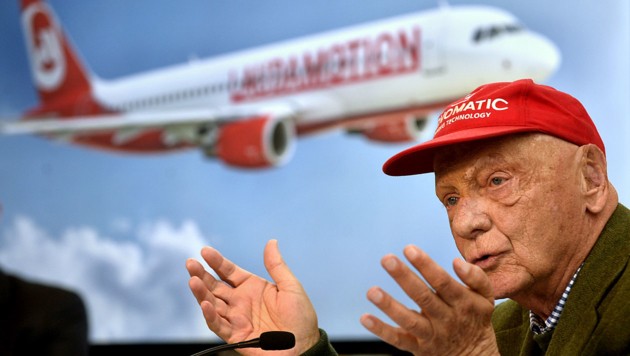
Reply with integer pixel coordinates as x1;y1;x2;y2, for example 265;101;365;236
0;0;628;344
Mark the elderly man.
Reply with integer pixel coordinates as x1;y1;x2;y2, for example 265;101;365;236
186;79;630;355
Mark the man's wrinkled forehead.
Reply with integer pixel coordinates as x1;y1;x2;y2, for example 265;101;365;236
433;136;507;175
434;133;582;177
432;133;558;176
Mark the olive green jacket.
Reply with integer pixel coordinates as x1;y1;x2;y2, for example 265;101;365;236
492;203;630;355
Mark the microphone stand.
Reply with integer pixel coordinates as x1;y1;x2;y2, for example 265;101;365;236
190;337;261;356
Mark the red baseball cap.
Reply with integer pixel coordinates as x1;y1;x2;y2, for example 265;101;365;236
383;79;605;176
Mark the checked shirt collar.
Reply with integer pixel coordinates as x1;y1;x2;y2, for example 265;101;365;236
529;264;584;335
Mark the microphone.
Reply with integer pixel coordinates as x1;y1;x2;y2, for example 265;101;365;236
190;331;295;356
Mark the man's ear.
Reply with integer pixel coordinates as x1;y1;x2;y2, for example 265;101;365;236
580;144;609;213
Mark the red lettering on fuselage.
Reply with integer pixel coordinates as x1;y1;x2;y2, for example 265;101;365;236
230;26;421;102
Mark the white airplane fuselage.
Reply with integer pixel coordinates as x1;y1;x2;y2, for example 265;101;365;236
94;6;558;122
12;1;560;169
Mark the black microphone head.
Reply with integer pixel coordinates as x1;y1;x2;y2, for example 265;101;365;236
259;331;296;351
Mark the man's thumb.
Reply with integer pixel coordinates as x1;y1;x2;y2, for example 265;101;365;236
264;239;301;289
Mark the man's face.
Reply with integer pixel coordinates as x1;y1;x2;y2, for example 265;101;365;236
434;134;584;300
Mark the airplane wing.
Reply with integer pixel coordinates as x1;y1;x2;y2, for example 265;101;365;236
0;97;442;168
0;105;295;137
0;104;299;168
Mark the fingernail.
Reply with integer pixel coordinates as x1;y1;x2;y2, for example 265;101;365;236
405;245;419;259
361;315;374;329
369;289;383;303
383;257;397;271
458;259;471;274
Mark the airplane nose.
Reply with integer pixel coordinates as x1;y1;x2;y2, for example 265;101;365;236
527;34;561;80
505;32;561;82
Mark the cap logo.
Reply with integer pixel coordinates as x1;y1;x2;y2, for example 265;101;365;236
383;79;606;176
435;97;508;135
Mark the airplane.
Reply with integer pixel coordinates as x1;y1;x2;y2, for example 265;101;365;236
0;0;560;169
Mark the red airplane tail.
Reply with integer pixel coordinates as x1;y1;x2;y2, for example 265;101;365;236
20;0;99;116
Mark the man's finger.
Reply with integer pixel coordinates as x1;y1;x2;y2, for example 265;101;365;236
185;258;204;278
186;258;221;291
381;252;449;318
404;245;470;307
365;286;432;338
453;258;494;302
263;240;301;291
187;257;235;303
201;246;252;287
360;313;418;353
188;277;230;329
199;300;233;340
188;276;222;308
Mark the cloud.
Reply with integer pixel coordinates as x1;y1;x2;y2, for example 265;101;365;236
0;215;218;342
110;216;133;235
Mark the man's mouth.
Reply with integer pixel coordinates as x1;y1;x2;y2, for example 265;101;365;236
471;253;502;270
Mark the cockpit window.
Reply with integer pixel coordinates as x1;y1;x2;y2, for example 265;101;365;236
473;23;523;43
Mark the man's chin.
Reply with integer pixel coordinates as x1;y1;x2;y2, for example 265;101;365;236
488;274;521;300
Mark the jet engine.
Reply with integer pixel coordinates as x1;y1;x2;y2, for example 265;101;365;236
211;116;295;169
361;115;428;143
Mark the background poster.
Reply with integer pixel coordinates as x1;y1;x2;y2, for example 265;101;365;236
0;0;628;343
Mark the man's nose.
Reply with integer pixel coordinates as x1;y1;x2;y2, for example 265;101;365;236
451;198;492;239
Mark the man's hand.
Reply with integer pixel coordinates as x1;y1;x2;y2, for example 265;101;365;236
360;245;499;355
186;239;320;355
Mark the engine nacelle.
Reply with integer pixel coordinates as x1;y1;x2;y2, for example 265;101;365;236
214;116;295;169
361;115;427;143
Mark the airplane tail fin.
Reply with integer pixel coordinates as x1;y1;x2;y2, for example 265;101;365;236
20;0;93;112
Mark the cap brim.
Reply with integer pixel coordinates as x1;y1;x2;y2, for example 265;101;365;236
382;126;539;176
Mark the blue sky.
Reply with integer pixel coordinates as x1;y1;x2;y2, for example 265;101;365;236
0;0;628;343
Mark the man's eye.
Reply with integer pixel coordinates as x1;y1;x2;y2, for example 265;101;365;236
445;196;459;207
490;177;506;186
